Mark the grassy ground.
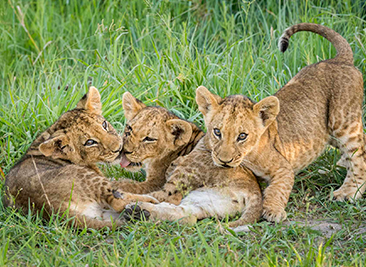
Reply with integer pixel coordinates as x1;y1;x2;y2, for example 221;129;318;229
1;0;366;265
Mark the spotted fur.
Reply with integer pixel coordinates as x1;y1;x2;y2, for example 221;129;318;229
116;98;263;227
126;138;263;228
4;87;157;229
195;23;365;222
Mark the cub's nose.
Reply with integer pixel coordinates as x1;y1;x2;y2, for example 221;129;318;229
218;157;233;164
108;135;122;153
112;144;123;154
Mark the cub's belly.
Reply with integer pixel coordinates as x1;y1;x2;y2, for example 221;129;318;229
180;188;246;218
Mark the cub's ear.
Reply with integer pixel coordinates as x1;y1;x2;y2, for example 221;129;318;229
39;135;71;159
253;96;280;127
166;119;193;147
122;92;146;121
76;86;102;115
195;86;222;116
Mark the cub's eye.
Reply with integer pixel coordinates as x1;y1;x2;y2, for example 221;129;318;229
126;125;132;132
237;133;248;141
84;139;98;146
125;125;132;136
102;121;108;131
213;128;221;138
143;136;157;142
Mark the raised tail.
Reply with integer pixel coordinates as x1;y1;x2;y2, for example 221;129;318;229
279;23;353;64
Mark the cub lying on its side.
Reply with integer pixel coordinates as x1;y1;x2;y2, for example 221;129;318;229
114;92;204;194
116;96;263;227
194;23;366;222
125;139;263;227
4;87;157;229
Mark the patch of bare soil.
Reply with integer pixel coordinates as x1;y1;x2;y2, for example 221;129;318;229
284;219;366;239
283;220;343;238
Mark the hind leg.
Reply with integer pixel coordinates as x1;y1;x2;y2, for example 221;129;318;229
124;188;249;225
125;201;199;225
329;133;366;168
107;190;159;212
331;120;366;201
328;138;349;168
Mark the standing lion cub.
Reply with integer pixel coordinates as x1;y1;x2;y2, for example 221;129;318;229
195;23;365;222
4;87;157;229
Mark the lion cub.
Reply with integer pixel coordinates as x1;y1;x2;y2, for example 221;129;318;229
116;96;263;227
114;92;204;193
4;87;157;229
124;138;263;227
194;23;365;222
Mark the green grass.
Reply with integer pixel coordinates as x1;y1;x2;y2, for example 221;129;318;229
1;0;366;265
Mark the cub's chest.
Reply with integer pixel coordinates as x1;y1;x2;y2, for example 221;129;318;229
240;159;271;182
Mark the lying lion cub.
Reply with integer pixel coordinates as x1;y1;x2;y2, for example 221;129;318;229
116;95;263;227
4;87;157;229
125;139;263;227
194;23;365;222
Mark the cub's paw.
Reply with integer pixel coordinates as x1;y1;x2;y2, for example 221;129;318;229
332;187;362;202
124;203;150;222
112;189;124;199
110;190;129;212
262;206;287;223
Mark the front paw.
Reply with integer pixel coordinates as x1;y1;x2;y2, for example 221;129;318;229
109;189;129;212
262;206;287;223
112;189;124;199
124;203;150;222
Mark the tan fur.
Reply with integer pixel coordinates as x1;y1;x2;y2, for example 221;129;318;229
127;138;263;227
114;92;204;193
4;87;157;229
115;96;263;227
195;23;365;222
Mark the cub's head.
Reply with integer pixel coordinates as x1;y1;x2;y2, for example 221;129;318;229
37;87;122;165
120;92;194;171
196;86;279;168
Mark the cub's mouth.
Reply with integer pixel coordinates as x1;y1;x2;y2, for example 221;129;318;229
119;152;142;169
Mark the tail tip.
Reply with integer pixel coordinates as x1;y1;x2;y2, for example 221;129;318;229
278;38;289;53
